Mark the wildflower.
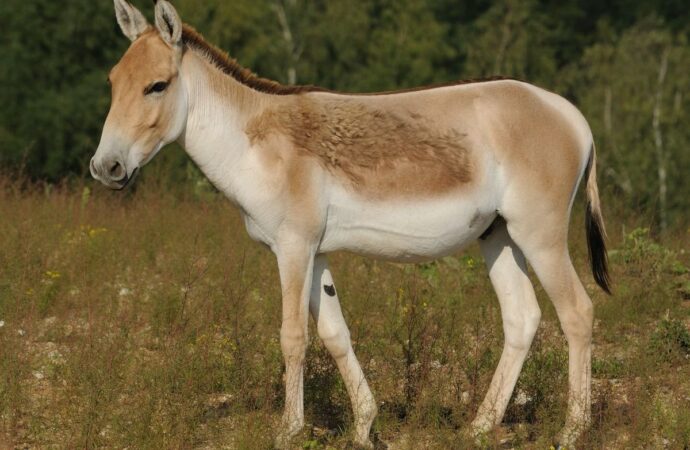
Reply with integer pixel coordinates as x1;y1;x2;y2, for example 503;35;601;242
45;271;61;280
88;227;107;238
0;320;5;328
118;287;132;297
78;225;107;238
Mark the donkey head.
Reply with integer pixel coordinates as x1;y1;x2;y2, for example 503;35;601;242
90;0;187;189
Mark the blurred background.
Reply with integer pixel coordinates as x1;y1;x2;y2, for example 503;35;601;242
0;0;688;231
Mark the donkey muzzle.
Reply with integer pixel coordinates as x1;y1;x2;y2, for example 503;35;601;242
90;157;136;190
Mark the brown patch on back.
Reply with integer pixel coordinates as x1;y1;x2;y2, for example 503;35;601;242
247;98;473;197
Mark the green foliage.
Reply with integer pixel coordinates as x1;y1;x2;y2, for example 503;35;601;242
0;0;124;179
567;20;690;228
510;343;568;425
649;315;690;364
0;0;689;229
619;228;675;273
464;0;557;83
615;227;688;281
597;227;688;325
592;356;626;379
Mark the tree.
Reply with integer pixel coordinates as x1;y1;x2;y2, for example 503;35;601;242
0;0;126;179
570;19;690;230
362;0;454;91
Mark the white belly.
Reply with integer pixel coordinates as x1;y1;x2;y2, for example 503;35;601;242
318;186;498;262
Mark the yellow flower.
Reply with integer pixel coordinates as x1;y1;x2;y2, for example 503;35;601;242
86;226;108;238
45;271;61;280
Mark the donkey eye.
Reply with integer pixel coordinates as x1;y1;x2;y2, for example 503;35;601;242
145;81;169;95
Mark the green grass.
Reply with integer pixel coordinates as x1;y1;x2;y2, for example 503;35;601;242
0;176;689;449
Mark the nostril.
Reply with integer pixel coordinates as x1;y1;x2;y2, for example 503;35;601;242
109;161;125;180
90;159;97;176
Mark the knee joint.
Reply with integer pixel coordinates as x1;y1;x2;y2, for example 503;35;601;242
561;302;594;341
280;324;307;356
505;309;541;350
318;324;351;359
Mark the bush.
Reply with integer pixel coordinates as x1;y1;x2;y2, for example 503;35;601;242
648;315;690;364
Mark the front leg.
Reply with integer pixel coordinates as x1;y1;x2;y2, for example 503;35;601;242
274;238;316;449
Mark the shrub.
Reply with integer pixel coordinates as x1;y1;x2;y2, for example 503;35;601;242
648;315;690;364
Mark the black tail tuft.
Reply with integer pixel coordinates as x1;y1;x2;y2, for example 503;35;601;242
584;146;611;295
585;199;611;294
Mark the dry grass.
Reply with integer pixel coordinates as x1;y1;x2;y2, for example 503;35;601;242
0;175;688;449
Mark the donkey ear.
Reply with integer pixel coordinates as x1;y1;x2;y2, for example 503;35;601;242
114;0;149;41
154;0;183;46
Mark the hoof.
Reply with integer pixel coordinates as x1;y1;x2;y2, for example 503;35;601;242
273;435;291;450
469;428;491;448
346;431;388;450
274;424;303;449
469;418;492;441
555;423;584;450
372;432;389;450
345;441;374;450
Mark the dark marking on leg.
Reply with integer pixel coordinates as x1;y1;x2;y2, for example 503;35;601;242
324;284;336;297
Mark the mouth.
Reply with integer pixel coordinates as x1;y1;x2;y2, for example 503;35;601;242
113;167;139;191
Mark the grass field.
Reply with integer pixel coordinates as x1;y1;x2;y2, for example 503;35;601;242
1;175;689;449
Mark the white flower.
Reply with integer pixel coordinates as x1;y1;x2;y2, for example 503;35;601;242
0;320;5;328
514;390;532;406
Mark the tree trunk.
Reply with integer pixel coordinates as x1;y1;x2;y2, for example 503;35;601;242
652;49;669;232
493;2;514;75
272;0;300;85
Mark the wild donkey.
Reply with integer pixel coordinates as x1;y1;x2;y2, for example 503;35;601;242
91;1;611;448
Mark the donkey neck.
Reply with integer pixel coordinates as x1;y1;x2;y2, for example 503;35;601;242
178;50;278;201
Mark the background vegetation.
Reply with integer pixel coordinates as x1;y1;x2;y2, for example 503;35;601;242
0;180;688;449
0;0;689;230
0;0;689;448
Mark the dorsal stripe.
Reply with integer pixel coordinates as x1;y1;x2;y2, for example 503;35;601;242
181;24;516;96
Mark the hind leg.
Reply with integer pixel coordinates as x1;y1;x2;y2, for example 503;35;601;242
506;216;593;447
472;221;541;435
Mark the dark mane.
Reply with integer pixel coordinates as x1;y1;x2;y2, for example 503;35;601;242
181;24;517;96
181;25;323;96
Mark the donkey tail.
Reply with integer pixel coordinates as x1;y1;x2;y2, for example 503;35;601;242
584;144;611;294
